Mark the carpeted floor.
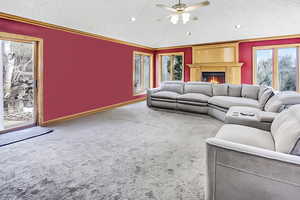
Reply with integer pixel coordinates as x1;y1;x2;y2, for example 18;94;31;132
0;101;223;200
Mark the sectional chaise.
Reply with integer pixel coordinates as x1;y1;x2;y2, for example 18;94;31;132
206;104;300;200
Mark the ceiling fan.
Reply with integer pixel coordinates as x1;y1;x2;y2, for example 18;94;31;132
156;0;210;24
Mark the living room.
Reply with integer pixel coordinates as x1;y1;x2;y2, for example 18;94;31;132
1;0;300;199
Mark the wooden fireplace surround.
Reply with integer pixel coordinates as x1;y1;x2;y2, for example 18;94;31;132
188;42;243;84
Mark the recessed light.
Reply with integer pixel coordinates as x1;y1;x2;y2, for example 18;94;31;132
234;24;241;29
130;17;136;22
186;31;192;36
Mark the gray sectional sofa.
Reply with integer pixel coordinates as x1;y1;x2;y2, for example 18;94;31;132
147;81;300;124
147;81;300;200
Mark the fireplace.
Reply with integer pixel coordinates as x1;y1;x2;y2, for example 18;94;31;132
202;72;225;84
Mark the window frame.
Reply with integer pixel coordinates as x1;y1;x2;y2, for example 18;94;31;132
253;44;300;92
156;52;185;86
132;51;153;96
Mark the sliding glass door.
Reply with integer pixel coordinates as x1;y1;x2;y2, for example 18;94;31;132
0;39;36;131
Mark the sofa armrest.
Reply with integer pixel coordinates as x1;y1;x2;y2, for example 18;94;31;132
258;111;278;123
146;88;161;107
206;138;300;164
206;138;300;200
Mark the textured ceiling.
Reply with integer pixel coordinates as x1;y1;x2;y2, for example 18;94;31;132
1;0;300;48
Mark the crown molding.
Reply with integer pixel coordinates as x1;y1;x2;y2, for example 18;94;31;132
0;12;154;50
154;34;300;51
2;12;300;52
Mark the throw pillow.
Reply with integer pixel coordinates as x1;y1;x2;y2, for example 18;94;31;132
259;88;274;110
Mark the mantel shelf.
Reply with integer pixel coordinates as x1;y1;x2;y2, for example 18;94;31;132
187;62;243;68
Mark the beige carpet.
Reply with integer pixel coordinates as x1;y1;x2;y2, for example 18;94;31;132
0;101;223;200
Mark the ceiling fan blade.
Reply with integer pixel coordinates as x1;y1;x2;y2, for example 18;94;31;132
184;1;210;12
156;4;177;12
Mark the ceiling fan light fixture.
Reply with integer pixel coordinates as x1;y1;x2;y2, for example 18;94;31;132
182;13;190;24
158;0;209;24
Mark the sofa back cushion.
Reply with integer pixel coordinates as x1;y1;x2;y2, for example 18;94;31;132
212;84;228;96
258;86;274;110
184;82;213;96
228;84;242;97
241;84;260;100
160;81;184;94
265;91;300;112
271;104;300;153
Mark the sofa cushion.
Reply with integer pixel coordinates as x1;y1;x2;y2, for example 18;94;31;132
228;84;242;97
271;104;300;153
160;81;184;94
265;91;300;113
208;104;228;112
177;93;210;103
242;84;260;100
258;87;274;110
177;101;207;106
151;91;179;100
208;96;259;109
184;82;213;96
213;84;228;96
215;124;275;150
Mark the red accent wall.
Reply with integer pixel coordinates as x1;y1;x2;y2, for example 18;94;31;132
0;18;153;121
154;47;192;86
239;38;300;84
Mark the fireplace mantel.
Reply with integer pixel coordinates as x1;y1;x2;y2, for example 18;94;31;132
189;43;243;84
187;62;243;68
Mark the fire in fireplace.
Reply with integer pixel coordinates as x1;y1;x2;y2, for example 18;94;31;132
202;72;225;84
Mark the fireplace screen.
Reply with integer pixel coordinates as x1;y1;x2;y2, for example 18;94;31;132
202;72;225;84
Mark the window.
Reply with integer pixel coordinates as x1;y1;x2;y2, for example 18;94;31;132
255;49;273;87
253;45;300;92
158;53;184;85
133;52;153;95
278;48;298;91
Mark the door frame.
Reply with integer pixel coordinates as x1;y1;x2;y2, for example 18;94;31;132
0;32;44;129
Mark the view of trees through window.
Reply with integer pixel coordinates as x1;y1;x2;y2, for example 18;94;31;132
256;49;273;87
0;40;35;130
161;54;183;83
255;46;299;92
278;48;297;91
133;52;152;94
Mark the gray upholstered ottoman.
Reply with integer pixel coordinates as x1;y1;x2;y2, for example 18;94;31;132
225;106;277;131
